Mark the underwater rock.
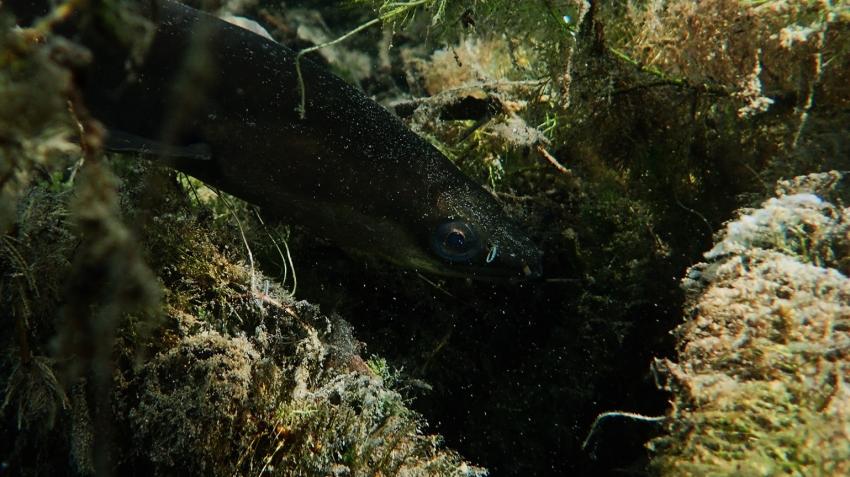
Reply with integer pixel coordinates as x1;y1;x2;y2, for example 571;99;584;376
127;332;261;473
651;171;850;475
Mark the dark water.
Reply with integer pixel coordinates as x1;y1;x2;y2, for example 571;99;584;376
291;230;681;476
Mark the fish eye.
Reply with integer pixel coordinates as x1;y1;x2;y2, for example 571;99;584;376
431;220;481;262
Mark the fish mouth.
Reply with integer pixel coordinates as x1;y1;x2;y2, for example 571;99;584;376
408;258;541;281
378;239;543;280
493;245;543;280
521;261;543;280
449;254;543;281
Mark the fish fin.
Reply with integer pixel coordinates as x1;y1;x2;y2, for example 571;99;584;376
104;130;212;161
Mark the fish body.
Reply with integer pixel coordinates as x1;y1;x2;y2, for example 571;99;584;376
7;0;542;279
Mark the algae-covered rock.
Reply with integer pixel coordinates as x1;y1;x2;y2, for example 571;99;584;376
606;1;850;111
128;332;260;472
651;172;850;475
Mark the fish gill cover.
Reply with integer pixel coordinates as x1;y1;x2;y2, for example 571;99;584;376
2;0;850;476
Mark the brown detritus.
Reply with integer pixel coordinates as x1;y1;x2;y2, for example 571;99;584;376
126;332;261;474
536;144;572;178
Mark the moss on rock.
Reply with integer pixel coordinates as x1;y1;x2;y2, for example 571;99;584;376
651;172;850;476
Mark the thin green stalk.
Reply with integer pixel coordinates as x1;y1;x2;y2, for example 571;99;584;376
295;0;430;119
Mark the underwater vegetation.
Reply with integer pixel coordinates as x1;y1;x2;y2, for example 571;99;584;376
1;0;850;476
652;172;850;475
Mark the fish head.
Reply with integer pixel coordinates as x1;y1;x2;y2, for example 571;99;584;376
402;183;543;280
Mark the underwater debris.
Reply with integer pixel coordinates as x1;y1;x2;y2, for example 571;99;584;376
114;241;488;476
650;171;850;475
127;331;260;473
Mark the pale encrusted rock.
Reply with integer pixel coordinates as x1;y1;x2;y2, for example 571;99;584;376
652;171;850;476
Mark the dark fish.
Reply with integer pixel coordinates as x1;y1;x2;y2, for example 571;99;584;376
7;0;542;279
